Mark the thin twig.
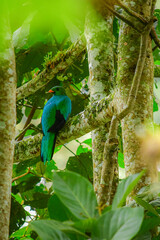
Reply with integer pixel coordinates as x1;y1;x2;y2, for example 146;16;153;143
12;168;31;182
17;106;36;141
15;123;32;140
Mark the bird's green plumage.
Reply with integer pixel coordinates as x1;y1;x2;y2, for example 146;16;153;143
41;86;71;164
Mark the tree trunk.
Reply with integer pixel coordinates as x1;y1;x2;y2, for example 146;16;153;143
116;0;157;200
0;2;17;239
85;7;117;204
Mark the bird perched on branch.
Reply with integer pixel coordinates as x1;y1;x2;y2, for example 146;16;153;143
41;86;72;164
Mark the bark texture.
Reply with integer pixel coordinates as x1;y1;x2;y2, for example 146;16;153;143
85;8;116;202
116;0;157;199
0;2;17;239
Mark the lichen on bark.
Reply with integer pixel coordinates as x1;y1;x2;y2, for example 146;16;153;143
85;7;116;202
116;0;157;198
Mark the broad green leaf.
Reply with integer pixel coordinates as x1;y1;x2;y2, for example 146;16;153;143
112;170;145;209
10;226;31;238
133;232;151;240
30;220;70;240
92;207;144;240
10;197;26;235
66;152;93;181
30;219;86;240
73;218;96;233
137;217;160;236
135;197;159;217
53;171;98;219
24;192;50;209
48;195;76;221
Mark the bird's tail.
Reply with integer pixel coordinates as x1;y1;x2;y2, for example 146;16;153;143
41;132;56;164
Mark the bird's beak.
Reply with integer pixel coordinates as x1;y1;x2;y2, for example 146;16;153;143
48;89;54;93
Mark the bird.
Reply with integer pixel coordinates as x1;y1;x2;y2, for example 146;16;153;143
41;86;72;164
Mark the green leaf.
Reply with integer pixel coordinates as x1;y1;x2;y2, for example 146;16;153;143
73;218;95;233
44;160;58;180
12;175;41;194
10;197;26;235
92;207;144;240
112;170;145;209
82;138;92;147
24;107;42;119
76;145;89;155
118;152;125;168
30;219;86;240
66;152;93;181
30;220;70;240
48;195;76;221
36;161;46;175
133;232;151;240
53;171;98;219
24;192;51;209
135;197;159;217
10;226;31;238
137;217;160;236
153;98;158;112
24;129;35;137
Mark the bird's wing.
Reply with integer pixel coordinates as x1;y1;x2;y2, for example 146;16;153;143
48;96;72;133
41;100;57;135
56;96;72;121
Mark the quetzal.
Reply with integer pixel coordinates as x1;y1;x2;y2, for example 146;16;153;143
41;86;72;164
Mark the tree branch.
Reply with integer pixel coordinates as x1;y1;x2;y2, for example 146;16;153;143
103;1;160;49
103;1;141;33
118;20;153;120
17;106;36;141
16;35;86;101
14;95;113;162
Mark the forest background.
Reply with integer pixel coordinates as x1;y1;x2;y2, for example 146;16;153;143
0;0;160;239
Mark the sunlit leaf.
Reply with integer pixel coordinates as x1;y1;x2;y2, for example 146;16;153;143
112;171;145;209
92;207;144;240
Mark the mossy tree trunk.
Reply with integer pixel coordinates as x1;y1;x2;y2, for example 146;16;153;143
116;0;157;200
85;7;117;204
0;2;17;239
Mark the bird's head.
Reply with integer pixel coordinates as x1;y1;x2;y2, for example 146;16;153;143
48;86;66;96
